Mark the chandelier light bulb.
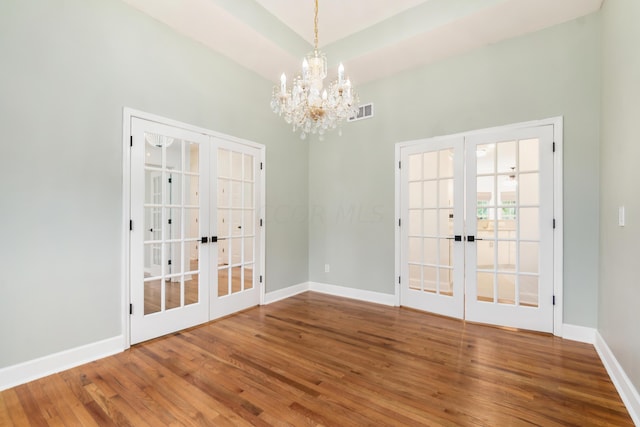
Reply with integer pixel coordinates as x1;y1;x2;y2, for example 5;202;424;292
280;73;286;95
338;63;344;85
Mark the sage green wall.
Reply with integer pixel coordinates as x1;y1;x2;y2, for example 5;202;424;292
600;0;640;391
309;14;601;327
0;0;306;369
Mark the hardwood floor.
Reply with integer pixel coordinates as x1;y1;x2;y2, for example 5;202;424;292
1;292;633;426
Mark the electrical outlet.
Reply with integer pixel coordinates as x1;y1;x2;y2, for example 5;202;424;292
324;264;330;273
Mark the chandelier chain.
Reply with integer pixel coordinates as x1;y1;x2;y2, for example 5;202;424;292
314;0;319;50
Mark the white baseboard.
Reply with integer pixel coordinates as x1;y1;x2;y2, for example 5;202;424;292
594;332;640;426
0;335;125;391
263;282;309;304
309;282;396;306
562;323;596;343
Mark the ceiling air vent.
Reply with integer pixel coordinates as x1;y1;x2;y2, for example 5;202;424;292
348;103;374;122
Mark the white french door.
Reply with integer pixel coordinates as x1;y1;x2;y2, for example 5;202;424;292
210;138;261;320
130;118;211;344
398;124;556;333
130;117;264;344
400;137;465;318
465;126;554;332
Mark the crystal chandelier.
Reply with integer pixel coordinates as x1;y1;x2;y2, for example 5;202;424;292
270;0;359;140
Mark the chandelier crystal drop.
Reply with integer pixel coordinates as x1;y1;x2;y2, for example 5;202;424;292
270;0;359;140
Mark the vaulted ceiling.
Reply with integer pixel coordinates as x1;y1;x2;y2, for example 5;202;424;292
121;0;603;85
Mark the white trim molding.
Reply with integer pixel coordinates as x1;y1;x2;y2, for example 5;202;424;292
594;332;640;425
561;323;596;344
309;282;396;306
263;282;310;304
0;336;124;392
264;282;397;307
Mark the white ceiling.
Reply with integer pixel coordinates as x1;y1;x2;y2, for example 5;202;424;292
121;0;603;85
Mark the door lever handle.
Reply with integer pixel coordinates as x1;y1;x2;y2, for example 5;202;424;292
466;236;484;242
446;235;463;242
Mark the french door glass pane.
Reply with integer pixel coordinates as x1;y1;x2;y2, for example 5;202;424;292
423;210;437;236
409;265;421;290
218;268;229;297
244;266;254;290
438;209;452;236
519;138;539;171
423;181;437;208
185;273;199;306
439;179;453;207
232;266;241;294
519;276;539;307
519;173;539;205
144;279;161;315
439;150;454;177
423;238;438;265
497;274;516;304
477;272;494;302
408;154;422;181
409;237;421;264
477;240;494;269
423;152;438;179
497;141;516;173
165;277;181;310
409;182;422;208
424;266;437;293
519;242;539;274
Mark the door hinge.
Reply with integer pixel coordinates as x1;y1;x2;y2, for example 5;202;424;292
129;304;133;315
553;142;556;152
168;177;172;184
168;259;172;265
553;219;556;229
130;136;133;147
260;275;263;283
553;295;556;306
168;218;172;225
398;276;401;284
129;220;133;231
398;218;401;227
398;161;401;169
260;162;263;170
260;219;263;227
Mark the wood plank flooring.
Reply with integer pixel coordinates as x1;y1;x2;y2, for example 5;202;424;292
0;292;633;426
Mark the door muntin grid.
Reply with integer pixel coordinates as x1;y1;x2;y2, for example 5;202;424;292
217;148;256;298
407;148;456;296
474;138;541;307
143;134;201;315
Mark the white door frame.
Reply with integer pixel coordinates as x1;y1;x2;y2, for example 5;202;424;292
122;108;266;348
395;116;563;336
